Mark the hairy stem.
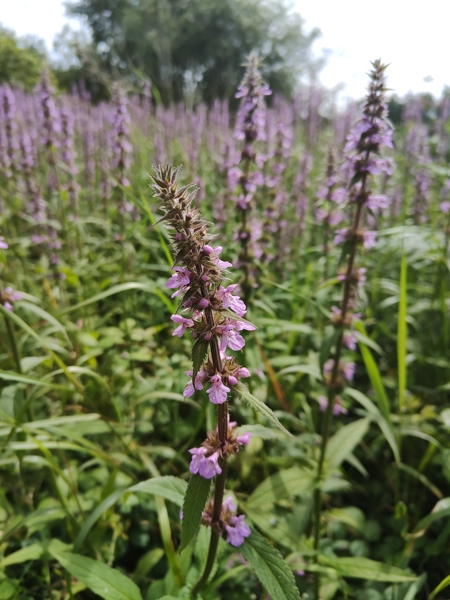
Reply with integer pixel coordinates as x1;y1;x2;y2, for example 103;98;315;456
192;324;228;594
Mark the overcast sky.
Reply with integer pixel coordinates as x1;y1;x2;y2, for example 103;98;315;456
1;0;449;101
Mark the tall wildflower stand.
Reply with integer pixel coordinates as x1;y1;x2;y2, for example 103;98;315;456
150;166;254;591
313;60;393;599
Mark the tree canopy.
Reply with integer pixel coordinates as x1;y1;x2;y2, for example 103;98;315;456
0;26;46;90
66;0;322;104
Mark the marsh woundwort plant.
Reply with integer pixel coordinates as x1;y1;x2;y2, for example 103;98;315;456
313;60;393;599
228;53;271;304
149;165;255;593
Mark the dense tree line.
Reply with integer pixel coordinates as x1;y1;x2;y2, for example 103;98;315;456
65;0;322;103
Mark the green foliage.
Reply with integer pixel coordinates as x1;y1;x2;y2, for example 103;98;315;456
317;556;416;583
65;0;321;103
0;26;45;90
241;530;301;600
48;541;144;600
180;475;211;552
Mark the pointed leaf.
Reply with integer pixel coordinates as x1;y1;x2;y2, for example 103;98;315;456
235;383;293;437
355;322;391;422
0;543;44;567
180;474;211;552
191;338;209;381
325;418;369;470
318;556;416;582
48;544;143;600
345;388;399;463
247;467;314;508
398;253;408;411
241;530;301;600
131;476;187;506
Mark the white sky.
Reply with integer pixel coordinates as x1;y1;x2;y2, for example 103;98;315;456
1;0;449;100
296;1;450;101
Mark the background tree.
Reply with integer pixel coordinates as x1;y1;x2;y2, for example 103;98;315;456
65;0;322;104
0;26;46;90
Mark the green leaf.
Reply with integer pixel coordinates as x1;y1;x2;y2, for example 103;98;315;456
325;419;369;470
191;338;209;381
411;497;450;534
398;463;442;499
73;489;127;553
344;388;399;463
234;383;293;438
16;300;70;342
0;370;71;392
48;543;143;600
241;530;301;600
247;467;314;508
354;322;391;422
398;253;408;412
235;424;282;440
245;508;302;551
133;548;165;583
180;475;211;553
0;543;44;567
59;282;168;315
131;476;187;506
429;574;450;600
328;507;365;533
318;556;416;582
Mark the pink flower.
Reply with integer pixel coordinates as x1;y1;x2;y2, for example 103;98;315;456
366;194;389;211
199;451;222;479
222;496;237;512
331;188;347;204
203;245;232;269
318;395;348;416
0;237;8;250
171;315;194;337
235;368;250;380
183;369;206;397
189;447;207;474
218;326;246;352
441;201;450;213
236;432;252;445
343;362;356;381
362;230;376;249
189;447;223;479
166;267;190;290
334;228;349;245
343;331;357;351
206;374;230;404
216;285;247;316
225;515;251;547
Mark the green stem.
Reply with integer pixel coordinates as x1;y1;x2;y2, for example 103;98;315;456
4;316;22;374
313;181;366;600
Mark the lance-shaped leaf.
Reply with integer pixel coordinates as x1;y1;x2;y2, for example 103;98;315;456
241;530;301;600
234;383;293;437
179;474;211;552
